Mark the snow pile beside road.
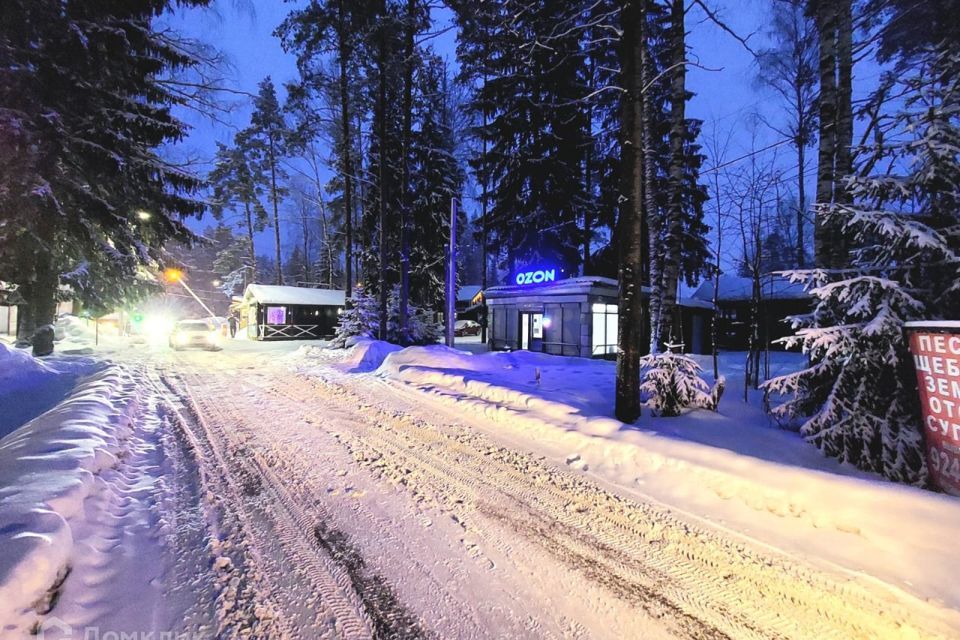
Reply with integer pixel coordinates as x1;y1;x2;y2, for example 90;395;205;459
0;367;140;632
56;314;98;351
338;339;403;373
369;345;960;610
0;342;105;440
0;340;56;390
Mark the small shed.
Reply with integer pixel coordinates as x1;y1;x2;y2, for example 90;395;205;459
691;274;810;350
242;284;346;340
486;275;714;358
486;276;618;357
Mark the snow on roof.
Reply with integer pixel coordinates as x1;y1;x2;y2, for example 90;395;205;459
243;284;346;307
691;274;809;303
457;285;483;303
679;297;714;310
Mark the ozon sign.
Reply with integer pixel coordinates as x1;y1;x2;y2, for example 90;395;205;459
906;322;960;496
514;269;556;286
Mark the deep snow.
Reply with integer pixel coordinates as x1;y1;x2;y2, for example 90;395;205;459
0;337;103;439
293;339;960;614
0;368;140;633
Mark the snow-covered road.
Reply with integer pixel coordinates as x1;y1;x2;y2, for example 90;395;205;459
120;344;956;639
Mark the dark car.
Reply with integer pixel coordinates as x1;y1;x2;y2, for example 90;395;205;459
169;319;222;351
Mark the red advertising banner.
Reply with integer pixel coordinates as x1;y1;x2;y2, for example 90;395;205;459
905;322;960;496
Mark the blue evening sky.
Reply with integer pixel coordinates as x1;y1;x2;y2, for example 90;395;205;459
163;0;878;270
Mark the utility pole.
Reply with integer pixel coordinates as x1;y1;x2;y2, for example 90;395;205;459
446;197;458;347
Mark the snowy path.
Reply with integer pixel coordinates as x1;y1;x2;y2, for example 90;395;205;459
140;349;956;640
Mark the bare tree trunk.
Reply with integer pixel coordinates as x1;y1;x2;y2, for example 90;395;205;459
644;25;661;355
832;0;853;269
301;201;311;284
813;0;839;268
582;56;595;276
338;0;355;298
356;109;364;286
376;0;389;340
398;0;416;342
29;250;58;356
243;200;257;287
317;195;335;288
269;134;283;285
615;0;648;423
15;285;35;347
659;0;686;350
480;75;490;344
797;141;805;267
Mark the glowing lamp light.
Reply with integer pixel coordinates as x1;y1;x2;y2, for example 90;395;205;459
136;210;152;221
163;268;184;283
542;317;553;329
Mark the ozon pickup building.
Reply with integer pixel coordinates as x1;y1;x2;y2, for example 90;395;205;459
484;269;713;358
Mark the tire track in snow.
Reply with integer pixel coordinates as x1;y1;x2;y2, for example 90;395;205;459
159;366;429;640
272;368;953;640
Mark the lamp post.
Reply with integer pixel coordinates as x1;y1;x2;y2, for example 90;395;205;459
164;268;215;317
445;198;458;347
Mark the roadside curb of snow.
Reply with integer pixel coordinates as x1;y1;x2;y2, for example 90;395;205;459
372;355;960;612
0;366;141;632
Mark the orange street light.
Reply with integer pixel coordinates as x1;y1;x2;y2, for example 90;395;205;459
163;268;183;283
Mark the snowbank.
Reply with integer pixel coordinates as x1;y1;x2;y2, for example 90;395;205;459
363;346;960;611
0;367;140;631
0;340;57;390
335;338;404;373
0;341;104;440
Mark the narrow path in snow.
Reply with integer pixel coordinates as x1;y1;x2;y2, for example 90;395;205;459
146;351;956;640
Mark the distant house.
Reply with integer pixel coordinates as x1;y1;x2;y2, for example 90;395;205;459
241;284;345;340
691;274;811;350
456;284;484;320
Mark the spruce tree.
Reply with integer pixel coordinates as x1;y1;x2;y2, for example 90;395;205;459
0;0;209;354
277;0;371;297
409;54;465;310
209;139;269;287
765;45;960;484
243;77;291;285
451;0;591;276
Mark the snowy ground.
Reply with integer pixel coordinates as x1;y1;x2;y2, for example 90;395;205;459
2;321;959;638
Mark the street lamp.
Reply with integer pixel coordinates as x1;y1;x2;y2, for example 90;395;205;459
161;267;214;317
136;210;152;221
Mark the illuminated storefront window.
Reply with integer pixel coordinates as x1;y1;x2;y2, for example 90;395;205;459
591;303;618;356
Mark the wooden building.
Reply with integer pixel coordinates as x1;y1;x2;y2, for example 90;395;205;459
690;274;811;350
241;284;345;340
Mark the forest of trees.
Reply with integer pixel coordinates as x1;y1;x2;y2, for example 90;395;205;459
1;0;958;484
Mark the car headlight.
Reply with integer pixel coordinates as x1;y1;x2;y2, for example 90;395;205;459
207;332;220;343
174;333;187;344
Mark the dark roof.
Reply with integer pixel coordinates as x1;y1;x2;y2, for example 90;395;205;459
692;274;809;303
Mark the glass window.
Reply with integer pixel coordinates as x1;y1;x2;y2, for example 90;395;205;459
591;302;619;356
266;306;286;324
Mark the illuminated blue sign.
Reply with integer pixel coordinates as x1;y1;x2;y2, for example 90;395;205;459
515;269;556;286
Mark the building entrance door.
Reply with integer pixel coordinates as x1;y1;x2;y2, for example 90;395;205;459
520;313;530;349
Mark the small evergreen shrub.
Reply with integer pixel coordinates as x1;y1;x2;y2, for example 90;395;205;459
639;353;724;417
